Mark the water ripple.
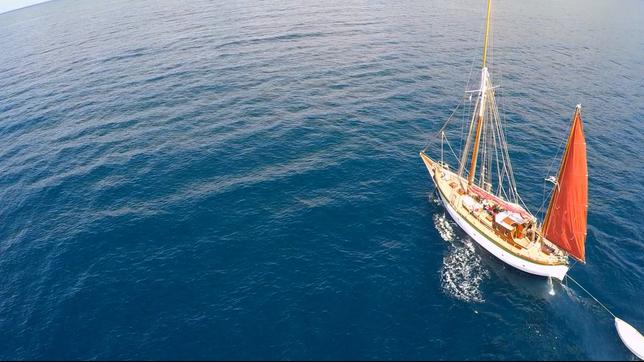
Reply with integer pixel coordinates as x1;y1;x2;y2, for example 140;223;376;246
0;0;641;359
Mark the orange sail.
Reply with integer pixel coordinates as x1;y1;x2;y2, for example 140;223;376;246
542;106;588;262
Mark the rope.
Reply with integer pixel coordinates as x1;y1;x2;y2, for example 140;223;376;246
443;134;461;167
565;275;616;318
536;131;567;217
422;101;463;153
423;12;486;155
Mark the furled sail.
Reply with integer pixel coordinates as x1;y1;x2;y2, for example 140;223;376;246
542;106;588;262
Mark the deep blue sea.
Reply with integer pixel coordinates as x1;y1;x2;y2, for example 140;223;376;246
0;0;642;359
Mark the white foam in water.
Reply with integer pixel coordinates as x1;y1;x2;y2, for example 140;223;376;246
547;277;556;296
433;213;455;242
429;192;442;206
433;210;489;303
439;238;490;303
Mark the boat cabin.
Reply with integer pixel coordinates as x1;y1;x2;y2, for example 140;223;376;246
493;211;526;239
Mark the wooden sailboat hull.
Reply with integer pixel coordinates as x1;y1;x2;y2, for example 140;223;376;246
422;153;569;281
436;185;569;280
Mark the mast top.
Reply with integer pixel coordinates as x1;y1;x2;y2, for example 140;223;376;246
482;0;492;68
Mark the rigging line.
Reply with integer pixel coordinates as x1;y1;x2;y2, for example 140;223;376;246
493;98;510;196
516;193;532;215
467;9;487;92
486;106;494;188
422;100;463;153
497;119;514;199
459;7;485;161
497;117;526;208
500;177;511;201
498;130;511;198
455;10;487;163
537;184;550;217
459;93;467;153
491;108;503;196
488;8;494;83
459;95;481;180
459;83;475;154
489;83;515;196
483;5;526;209
536;125;568;215
481;97;492;187
490;94;512;197
443;135;461;168
536;181;556;218
492;103;503;194
478;105;486;186
494;103;530;213
495;99;520;203
497;104;528;210
457;6;487;158
452;11;485;159
489;100;495;175
423;12;485;156
486;100;493;186
565;275;616;319
492;100;507;196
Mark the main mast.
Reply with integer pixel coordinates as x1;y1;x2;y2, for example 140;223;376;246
459;0;492;188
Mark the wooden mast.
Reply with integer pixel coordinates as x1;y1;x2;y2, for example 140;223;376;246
467;0;492;186
481;0;492;69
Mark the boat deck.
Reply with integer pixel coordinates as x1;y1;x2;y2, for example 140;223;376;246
422;153;567;266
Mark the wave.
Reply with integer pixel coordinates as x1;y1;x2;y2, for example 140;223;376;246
434;213;489;303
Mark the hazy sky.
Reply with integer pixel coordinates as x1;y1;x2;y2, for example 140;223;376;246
0;0;51;14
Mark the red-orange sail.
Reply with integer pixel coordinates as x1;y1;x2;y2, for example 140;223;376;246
542;106;588;262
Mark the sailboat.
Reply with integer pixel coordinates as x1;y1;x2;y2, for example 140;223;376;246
420;0;644;358
419;0;586;281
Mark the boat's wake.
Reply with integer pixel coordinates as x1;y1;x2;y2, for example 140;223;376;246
433;213;455;242
434;213;489;303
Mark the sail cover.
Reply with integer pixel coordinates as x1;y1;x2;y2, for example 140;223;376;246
543;109;588;261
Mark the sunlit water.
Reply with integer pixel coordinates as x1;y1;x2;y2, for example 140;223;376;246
0;0;642;359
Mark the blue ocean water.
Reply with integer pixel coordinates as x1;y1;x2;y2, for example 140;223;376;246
0;0;642;359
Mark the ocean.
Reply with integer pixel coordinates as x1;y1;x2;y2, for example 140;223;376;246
0;0;642;359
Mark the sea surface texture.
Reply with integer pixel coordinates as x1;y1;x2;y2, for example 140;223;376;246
0;0;642;359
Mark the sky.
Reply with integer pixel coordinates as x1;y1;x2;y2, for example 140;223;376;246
0;0;52;15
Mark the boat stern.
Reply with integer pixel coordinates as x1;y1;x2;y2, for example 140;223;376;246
548;264;569;281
